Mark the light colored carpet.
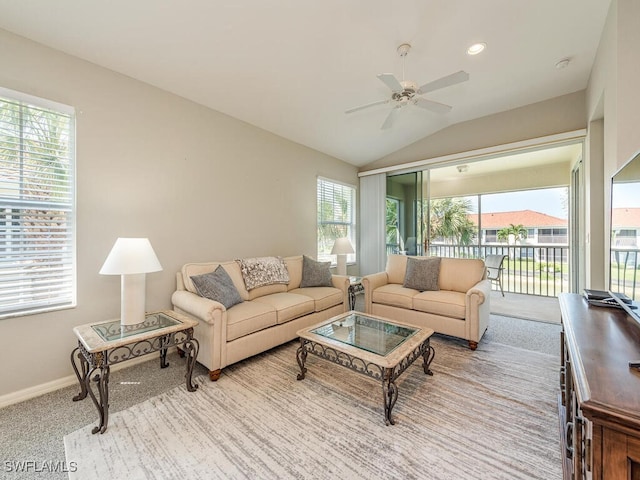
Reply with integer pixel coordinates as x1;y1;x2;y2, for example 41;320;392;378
64;336;561;480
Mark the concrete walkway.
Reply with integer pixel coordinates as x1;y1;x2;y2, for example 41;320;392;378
490;291;561;324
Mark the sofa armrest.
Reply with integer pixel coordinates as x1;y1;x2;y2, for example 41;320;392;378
465;278;491;343
331;274;350;292
362;272;389;314
171;290;225;326
331;274;351;311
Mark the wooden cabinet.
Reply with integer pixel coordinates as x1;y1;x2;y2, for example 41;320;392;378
559;293;640;480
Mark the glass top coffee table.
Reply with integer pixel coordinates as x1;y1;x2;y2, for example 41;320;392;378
296;311;435;425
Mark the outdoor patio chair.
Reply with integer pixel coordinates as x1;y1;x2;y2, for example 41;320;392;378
485;254;507;296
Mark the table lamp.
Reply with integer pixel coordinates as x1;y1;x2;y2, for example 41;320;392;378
331;237;354;276
99;238;162;326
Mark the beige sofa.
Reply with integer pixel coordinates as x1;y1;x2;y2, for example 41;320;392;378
171;255;349;381
362;255;490;350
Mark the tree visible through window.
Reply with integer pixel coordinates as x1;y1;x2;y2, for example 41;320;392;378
0;89;75;318
317;178;356;264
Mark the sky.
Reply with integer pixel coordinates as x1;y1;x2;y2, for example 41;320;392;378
479;187;568;219
612;183;640;209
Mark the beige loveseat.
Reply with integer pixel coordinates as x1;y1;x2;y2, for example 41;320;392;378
171;255;349;381
363;255;490;350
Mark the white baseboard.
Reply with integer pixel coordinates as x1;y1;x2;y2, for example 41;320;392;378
0;354;158;409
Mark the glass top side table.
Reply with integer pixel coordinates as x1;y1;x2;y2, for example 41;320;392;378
70;310;199;434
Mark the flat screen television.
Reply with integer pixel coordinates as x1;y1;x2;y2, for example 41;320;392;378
610;151;640;323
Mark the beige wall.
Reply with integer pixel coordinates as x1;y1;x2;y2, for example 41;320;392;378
586;0;640;287
361;90;586;173
0;29;357;398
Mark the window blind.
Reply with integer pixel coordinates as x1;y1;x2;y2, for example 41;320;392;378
0;93;75;318
317;178;356;263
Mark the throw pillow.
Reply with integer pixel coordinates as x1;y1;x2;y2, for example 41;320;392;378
300;255;332;288
236;256;290;290
403;256;441;291
191;266;243;309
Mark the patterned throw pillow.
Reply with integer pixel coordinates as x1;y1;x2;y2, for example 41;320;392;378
300;255;332;288
236;256;290;290
403;256;441;291
191;265;243;309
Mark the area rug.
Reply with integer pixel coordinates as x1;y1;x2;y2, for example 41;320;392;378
64;337;561;480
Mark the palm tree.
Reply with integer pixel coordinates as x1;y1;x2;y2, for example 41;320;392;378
497;224;527;260
385;198;399;246
497;224;527;244
426;198;477;246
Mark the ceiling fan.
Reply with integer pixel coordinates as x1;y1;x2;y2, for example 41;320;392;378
345;43;469;129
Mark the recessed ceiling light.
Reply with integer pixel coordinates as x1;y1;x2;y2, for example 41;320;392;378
555;58;571;69
467;43;486;56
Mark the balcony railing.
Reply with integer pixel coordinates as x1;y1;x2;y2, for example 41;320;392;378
386;243;569;297
611;248;640;300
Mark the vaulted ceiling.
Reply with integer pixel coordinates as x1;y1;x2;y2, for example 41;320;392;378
0;0;611;166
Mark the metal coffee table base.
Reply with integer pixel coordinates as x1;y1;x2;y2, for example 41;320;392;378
296;337;435;425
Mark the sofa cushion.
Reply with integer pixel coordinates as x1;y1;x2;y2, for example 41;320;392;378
190;265;243;309
371;283;418;309
289;287;343;312
226;301;277;341
413;290;466;319
246;283;288;301
299;255;332;287
237;256;290;290
283;256;303;290
253;292;315;324
385;254;409;285
438;258;486;293
403;256;441;291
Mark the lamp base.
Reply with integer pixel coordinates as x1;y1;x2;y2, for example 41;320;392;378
120;273;147;326
336;254;347;276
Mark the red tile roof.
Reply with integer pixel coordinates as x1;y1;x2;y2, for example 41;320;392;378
471;210;567;228
612;208;640;228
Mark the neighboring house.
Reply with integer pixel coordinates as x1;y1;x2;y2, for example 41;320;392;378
611;207;640;269
612;207;640;247
476;210;568;246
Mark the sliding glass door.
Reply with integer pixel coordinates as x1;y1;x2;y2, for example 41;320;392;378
386;171;424;256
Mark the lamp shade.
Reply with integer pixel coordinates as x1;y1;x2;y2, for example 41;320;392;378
100;238;162;275
331;237;355;255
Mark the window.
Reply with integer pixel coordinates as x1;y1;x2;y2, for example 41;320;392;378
317;177;356;264
484;229;498;243
0;88;75;318
538;228;568;244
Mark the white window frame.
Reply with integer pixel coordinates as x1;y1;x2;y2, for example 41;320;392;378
0;86;76;319
317;177;356;265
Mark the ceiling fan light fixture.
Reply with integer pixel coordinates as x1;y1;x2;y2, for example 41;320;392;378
345;42;470;129
467;43;486;56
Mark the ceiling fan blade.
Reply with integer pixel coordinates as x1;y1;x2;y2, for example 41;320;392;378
345;99;390;114
414;97;453;114
377;73;403;92
418;70;469;95
381;106;399;130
